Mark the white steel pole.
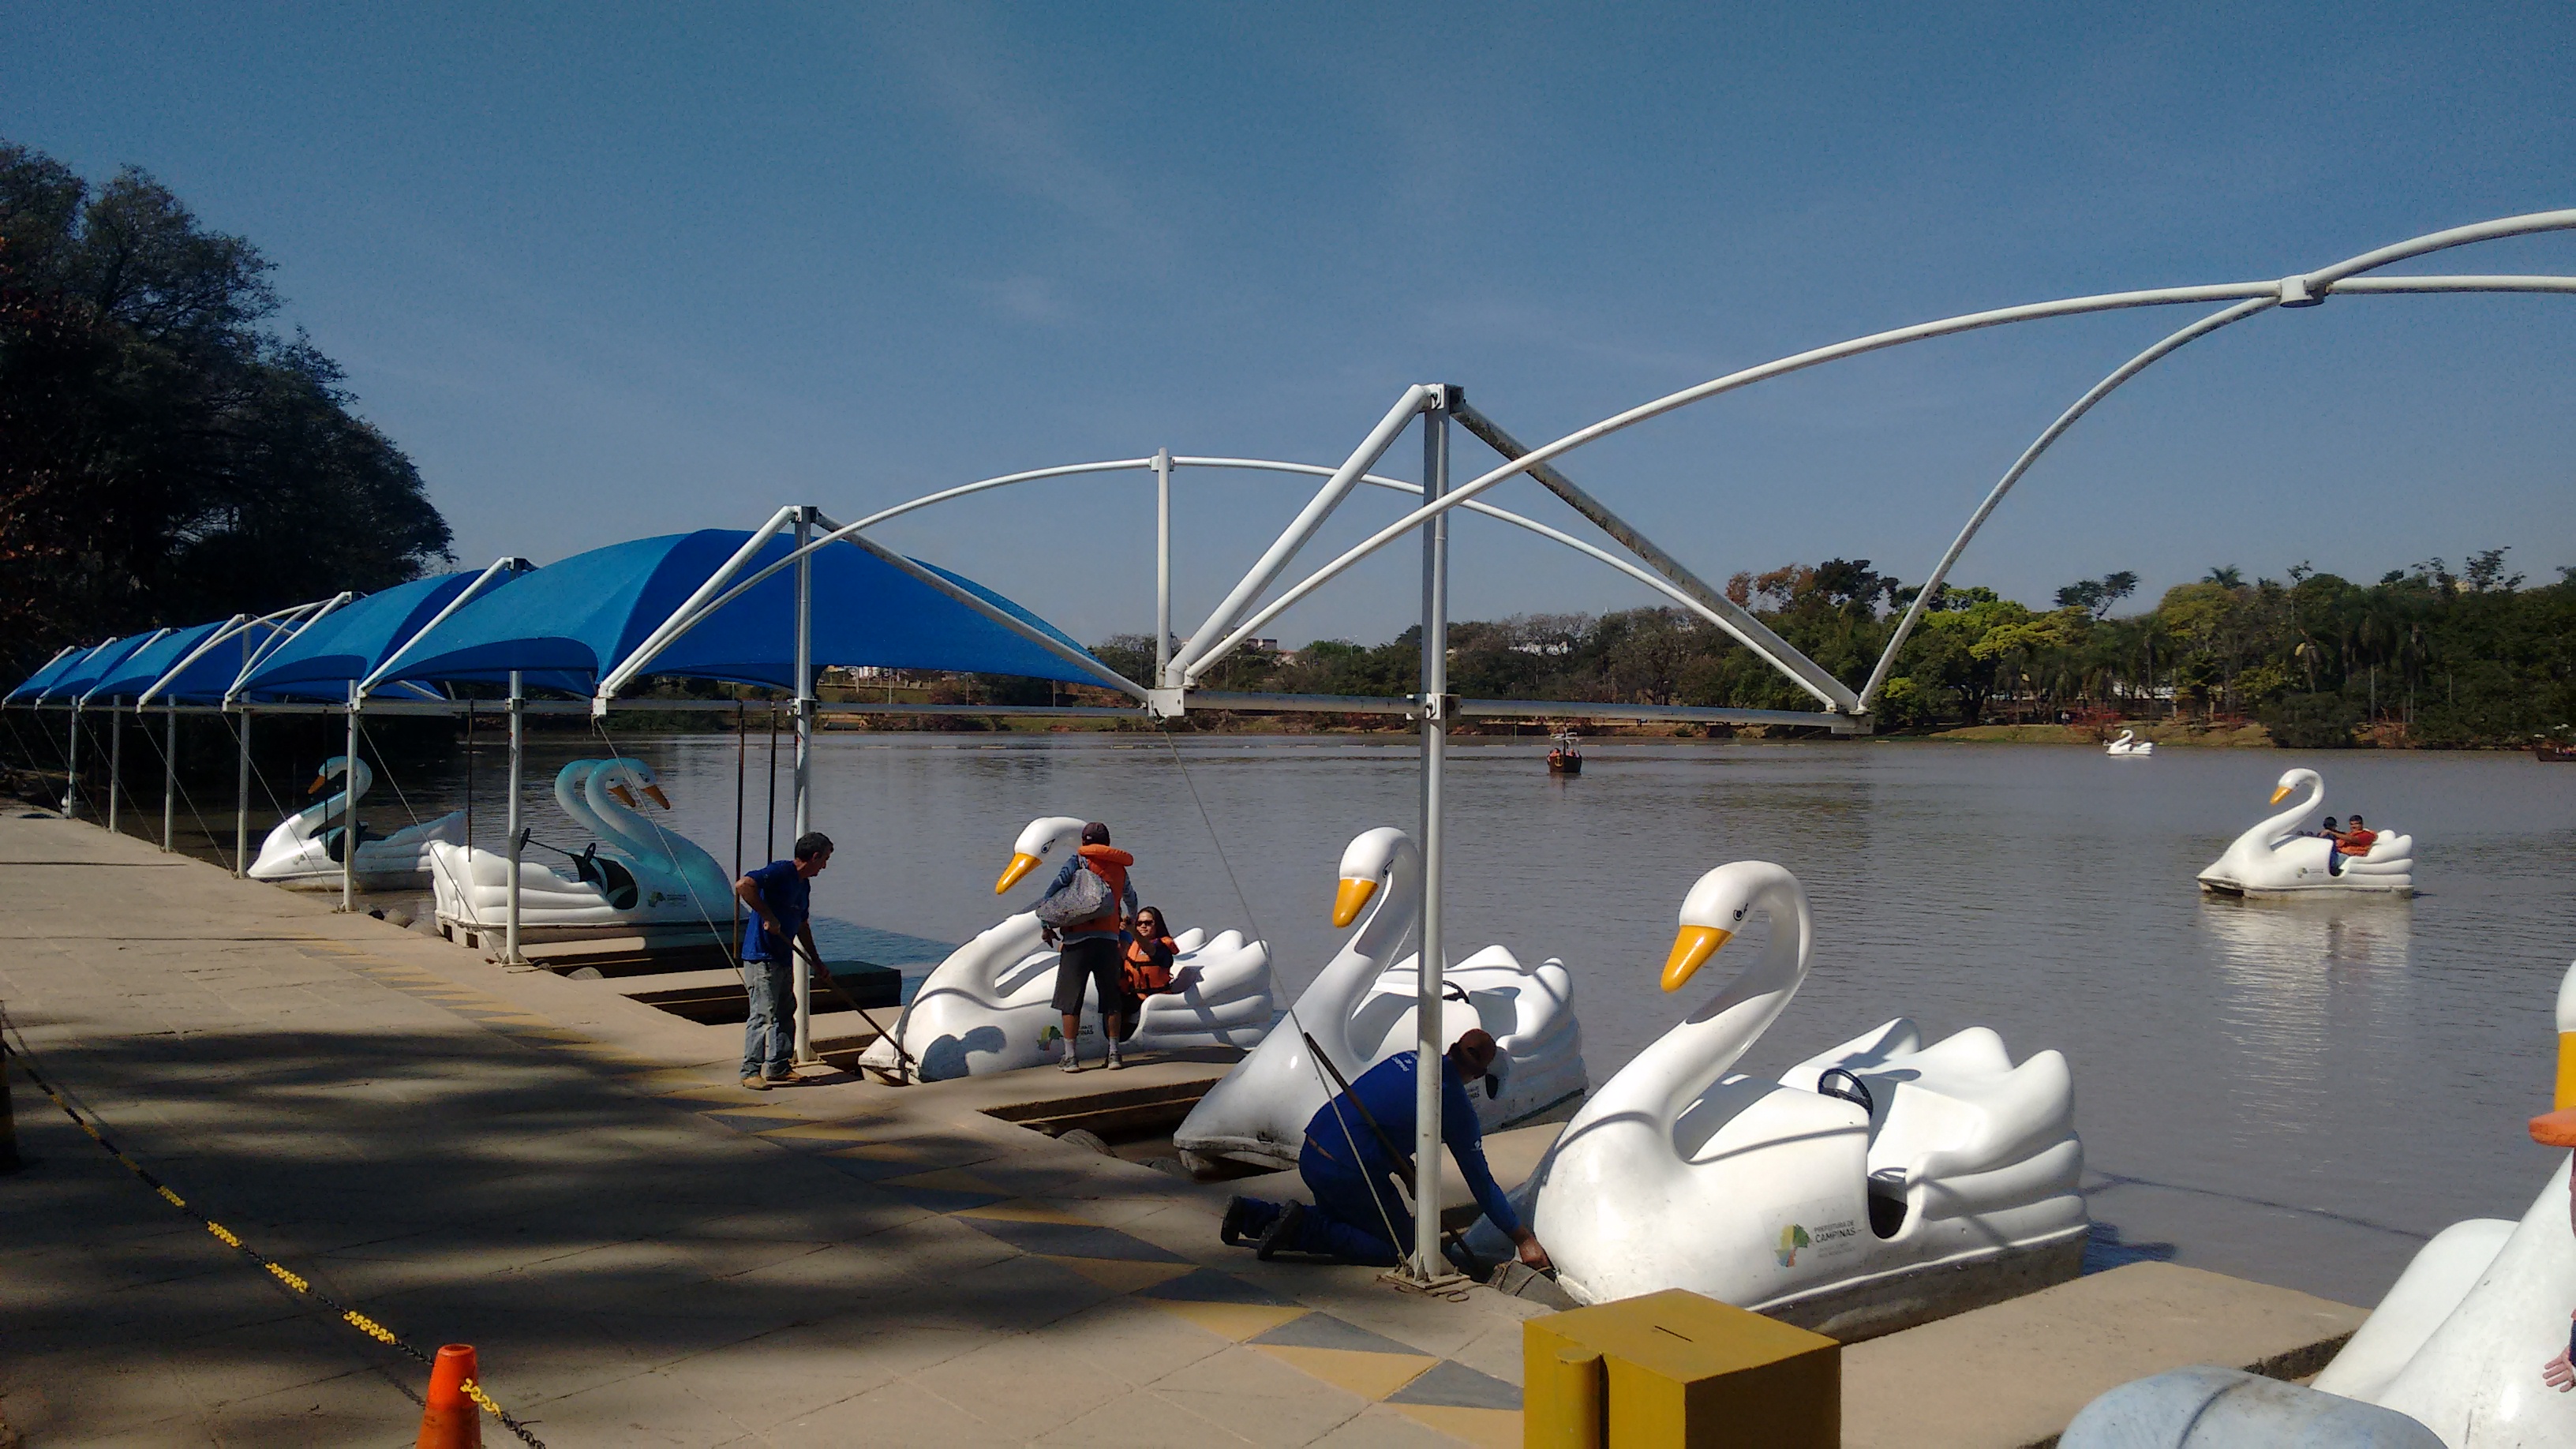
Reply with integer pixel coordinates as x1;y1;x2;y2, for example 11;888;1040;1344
234;706;250;876
107;702;123;833
792;505;816;1065
504;671;524;964
62;704;80;818
161;702;176;851
1154;448;1173;687
341;683;359;912
1412;389;1451;1281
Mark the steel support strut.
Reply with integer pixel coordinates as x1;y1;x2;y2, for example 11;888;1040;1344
1410;389;1453;1282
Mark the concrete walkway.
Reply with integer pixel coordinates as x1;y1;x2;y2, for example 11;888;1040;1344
0;811;1538;1447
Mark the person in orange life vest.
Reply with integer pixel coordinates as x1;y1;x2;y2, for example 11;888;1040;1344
2329;814;2379;876
1118;905;1185;1042
1037;822;1139;1071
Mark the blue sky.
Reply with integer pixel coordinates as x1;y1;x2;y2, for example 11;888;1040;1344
7;3;2572;650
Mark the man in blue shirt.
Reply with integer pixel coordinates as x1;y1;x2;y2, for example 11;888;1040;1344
1222;1029;1552;1273
730;831;832;1091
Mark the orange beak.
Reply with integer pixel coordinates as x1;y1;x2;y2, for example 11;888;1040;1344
1332;877;1379;929
608;784;636;809
996;852;1040;893
643;784;672;810
1663;927;1730;993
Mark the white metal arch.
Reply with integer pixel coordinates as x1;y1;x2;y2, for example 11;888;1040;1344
590;455;1833;706
1855;271;2576;711
1178;208;2576;692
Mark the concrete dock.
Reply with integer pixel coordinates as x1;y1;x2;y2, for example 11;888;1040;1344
0;808;2368;1446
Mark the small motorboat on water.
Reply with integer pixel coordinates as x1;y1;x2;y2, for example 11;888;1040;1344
2537;732;2576;762
857;815;1275;1081
2305;961;2576;1445
428;759;733;938
2196;767;2413;897
248;756;463;889
1547;731;1583;774
2104;728;2154;756
1473;860;2087;1340
1173;826;1586;1174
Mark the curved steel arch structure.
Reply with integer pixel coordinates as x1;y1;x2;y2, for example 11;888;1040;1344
592;454;1817;706
1177;209;2576;713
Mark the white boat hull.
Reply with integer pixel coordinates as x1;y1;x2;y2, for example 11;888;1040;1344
249;811;464;889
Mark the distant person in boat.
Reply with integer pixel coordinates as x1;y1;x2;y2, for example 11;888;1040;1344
2327;815;2379;876
732;831;833;1091
1038;822;1138;1072
1220;1029;1552;1275
1117;905;1184;1043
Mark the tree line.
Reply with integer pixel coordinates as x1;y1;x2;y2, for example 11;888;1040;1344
1;140;453;676
1084;551;2576;747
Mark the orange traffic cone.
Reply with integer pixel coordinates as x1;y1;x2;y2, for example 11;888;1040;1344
417;1343;483;1448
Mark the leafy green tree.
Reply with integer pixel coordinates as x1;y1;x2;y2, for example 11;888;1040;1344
1;140;451;672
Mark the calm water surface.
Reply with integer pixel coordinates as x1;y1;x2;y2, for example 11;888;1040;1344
217;732;2576;1305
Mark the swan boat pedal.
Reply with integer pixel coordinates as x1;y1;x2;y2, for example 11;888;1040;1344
2197;767;2414;897
2305;960;2576;1447
2104;728;2154;757
428;759;733;939
856;815;1275;1082
247;755;464;889
1173;826;1586;1175
1477;860;2087;1340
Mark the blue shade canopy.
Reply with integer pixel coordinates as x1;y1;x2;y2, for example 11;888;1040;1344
8;644;101;702
242;572;505;698
89;620;233;701
51;634;162;701
385;530;1104;692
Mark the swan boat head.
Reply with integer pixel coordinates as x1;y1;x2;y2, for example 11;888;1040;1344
1333;826;1413;928
591;758;672;811
996;815;1088;894
2267;766;2322;808
306;754;373;799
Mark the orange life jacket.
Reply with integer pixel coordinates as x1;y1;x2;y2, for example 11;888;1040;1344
1069;844;1133;935
1123;933;1177;994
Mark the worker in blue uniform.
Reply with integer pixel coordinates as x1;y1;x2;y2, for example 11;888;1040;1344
1221;1028;1552;1272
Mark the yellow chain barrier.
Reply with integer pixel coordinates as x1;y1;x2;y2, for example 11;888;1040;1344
1;1024;545;1447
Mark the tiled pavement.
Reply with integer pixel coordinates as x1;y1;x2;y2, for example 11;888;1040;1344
0;811;1541;1446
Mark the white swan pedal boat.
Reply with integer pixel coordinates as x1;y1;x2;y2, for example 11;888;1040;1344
856;815;1275;1082
1477;860;2087;1340
247;755;463;889
429;759;733;940
2105;729;2154;756
1174;826;1586;1175
2197;767;2414;897
2305;960;2576;1447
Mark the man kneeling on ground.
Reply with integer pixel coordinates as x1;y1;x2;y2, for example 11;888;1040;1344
1221;1029;1550;1273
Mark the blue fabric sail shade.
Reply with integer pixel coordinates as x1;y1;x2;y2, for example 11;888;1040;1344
43;633;161;702
7;643;103;702
241;571;521;699
85;620;235;702
382;530;1107;694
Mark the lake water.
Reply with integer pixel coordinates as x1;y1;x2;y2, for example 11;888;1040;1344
151;728;2576;1307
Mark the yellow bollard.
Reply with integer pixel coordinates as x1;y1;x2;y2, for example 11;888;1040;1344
1523;1288;1838;1448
